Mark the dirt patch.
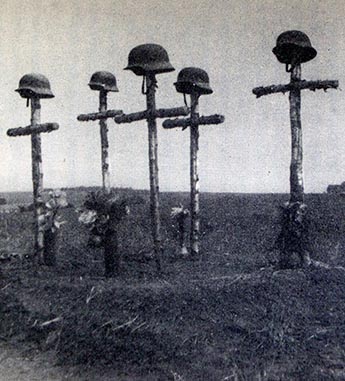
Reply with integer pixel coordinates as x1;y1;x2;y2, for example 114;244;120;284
0;342;66;381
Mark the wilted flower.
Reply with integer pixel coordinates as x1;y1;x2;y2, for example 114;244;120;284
78;210;97;225
45;198;57;210
45;190;68;209
53;216;66;230
171;204;189;218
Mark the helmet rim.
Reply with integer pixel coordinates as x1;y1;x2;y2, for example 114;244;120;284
124;62;175;76
15;88;55;98
174;81;213;95
15;73;54;99
88;82;119;92
174;67;213;95
273;44;317;64
124;43;175;76
88;71;119;92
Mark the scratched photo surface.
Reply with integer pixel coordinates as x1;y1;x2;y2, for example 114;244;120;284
1;1;345;380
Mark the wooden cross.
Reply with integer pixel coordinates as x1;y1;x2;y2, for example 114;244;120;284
253;31;338;268
253;66;338;203
115;73;189;272
7;98;59;263
163;93;224;257
77;82;122;194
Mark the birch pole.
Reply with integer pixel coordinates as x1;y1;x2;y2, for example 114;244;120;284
30;98;45;264
146;73;162;272
114;95;189;273
163;95;224;258
77;71;122;193
99;90;111;193
190;93;200;257
289;64;303;203
77;103;123;192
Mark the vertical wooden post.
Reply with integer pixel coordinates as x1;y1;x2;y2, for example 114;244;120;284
289;64;304;203
146;73;162;272
99;90;111;194
177;210;189;256
31;97;44;263
190;93;200;257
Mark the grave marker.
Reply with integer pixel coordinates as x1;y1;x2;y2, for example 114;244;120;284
115;44;189;271
163;67;224;257
7;73;59;264
252;31;338;268
77;71;123;193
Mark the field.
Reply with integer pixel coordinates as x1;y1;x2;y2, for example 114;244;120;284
1;189;345;380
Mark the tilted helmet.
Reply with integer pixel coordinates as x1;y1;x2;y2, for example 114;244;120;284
272;30;317;65
88;71;119;92
124;43;174;76
174;67;213;95
15;73;54;99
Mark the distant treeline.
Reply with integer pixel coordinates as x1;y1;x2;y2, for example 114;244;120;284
327;182;345;194
44;186;150;194
45;186;134;192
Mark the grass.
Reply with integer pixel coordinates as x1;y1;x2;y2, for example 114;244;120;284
1;189;345;380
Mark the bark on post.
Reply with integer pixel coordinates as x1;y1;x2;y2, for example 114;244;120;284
113;77;189;272
177;210;189;256
31;97;45;264
114;107;189;124
146;73;162;272
289;64;304;203
99;90;111;194
252;80;338;98
77;102;122;191
7;123;59;136
77;109;122;121
190;93;200;257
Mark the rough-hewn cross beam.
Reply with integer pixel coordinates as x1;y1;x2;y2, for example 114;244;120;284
163;114;224;130
77;109;123;122
7;123;59;137
253;79;338;98
114;106;189;124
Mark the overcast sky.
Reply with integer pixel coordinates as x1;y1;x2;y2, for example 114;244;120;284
0;0;344;193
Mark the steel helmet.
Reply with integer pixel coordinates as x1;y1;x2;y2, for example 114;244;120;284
174;67;213;95
15;73;54;99
88;71;119;92
124;43;174;76
272;30;317;65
